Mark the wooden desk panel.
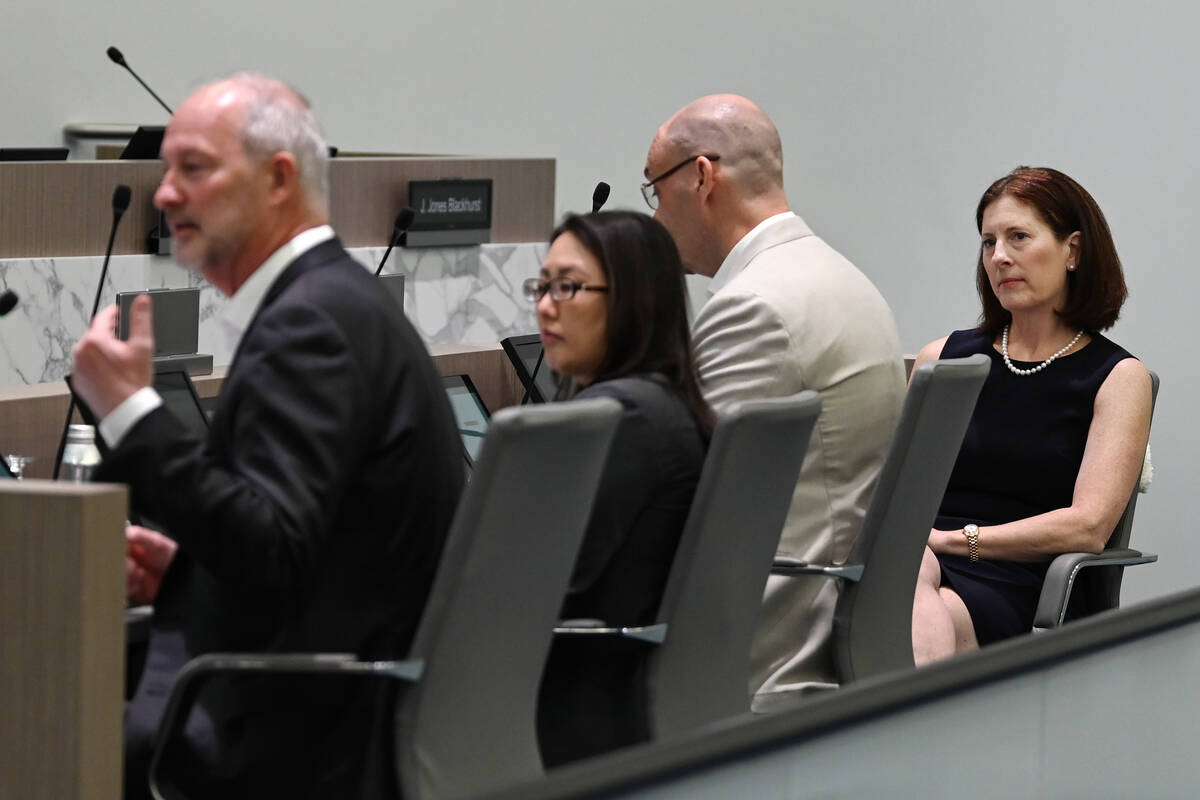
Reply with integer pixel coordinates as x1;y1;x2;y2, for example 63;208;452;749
0;157;555;258
0;480;126;800
0;161;165;258
330;158;555;248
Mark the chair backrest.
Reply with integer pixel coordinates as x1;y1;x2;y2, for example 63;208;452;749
833;354;990;682
395;398;621;800
645;391;822;738
1067;369;1160;619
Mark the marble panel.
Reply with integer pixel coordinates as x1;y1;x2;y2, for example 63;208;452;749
0;242;545;388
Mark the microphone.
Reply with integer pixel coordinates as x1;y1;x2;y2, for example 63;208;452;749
0;290;18;317
55;184;132;479
90;185;133;320
106;46;173;115
374;207;416;277
591;181;610;213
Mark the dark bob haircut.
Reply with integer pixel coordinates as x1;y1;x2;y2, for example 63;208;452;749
551;211;714;436
975;166;1128;335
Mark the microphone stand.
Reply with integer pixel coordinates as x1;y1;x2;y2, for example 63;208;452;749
54;185;132;479
106;46;173;115
375;208;415;277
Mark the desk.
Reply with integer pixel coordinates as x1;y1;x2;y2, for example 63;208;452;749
0;342;524;480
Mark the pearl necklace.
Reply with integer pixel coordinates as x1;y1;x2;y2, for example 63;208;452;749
1001;325;1083;376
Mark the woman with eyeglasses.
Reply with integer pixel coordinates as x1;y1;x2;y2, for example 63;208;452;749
526;211;713;768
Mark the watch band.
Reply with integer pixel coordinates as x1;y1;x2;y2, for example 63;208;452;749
963;523;980;563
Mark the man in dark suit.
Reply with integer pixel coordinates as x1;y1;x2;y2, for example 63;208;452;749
71;73;464;798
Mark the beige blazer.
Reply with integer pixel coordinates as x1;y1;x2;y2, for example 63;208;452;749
692;213;905;711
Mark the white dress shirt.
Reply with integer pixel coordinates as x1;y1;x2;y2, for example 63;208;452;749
706;211;796;299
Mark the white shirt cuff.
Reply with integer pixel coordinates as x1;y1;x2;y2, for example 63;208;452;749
99;386;163;448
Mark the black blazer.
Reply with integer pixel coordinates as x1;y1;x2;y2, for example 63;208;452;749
537;374;707;767
111;238;464;798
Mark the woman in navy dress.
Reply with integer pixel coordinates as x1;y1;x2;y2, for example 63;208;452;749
911;167;1153;663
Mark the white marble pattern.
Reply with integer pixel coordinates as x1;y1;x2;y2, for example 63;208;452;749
0;242;545;388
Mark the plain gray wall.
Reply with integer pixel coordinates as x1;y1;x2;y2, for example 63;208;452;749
1;2;1192;604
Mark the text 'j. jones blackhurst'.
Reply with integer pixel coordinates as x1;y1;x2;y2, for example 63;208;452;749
419;197;484;213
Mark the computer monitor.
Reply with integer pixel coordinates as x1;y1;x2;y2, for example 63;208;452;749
154;370;211;438
442;374;490;468
0;147;69;162
500;334;560;404
120;126;165;160
59;370;211;477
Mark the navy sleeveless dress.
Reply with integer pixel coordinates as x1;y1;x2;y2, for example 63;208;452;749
935;328;1136;645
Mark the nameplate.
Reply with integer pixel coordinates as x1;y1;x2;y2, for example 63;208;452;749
117;288;200;356
407;179;492;247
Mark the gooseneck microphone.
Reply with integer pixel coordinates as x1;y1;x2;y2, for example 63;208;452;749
56;184;132;479
374;207;416;276
591;181;611;213
106;46;173;115
90;185;133;320
0;290;17;317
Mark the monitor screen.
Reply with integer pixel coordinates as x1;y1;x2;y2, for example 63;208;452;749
120;126;165;160
500;334;560;404
442;374;489;465
59;370;210;478
0;147;69;162
155;370;211;438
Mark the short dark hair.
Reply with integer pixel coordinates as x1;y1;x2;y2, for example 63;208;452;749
975;166;1128;335
551;211;714;436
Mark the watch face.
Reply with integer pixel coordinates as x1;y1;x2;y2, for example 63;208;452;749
964;524;979;535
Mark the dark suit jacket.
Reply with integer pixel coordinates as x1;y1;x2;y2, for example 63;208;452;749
536;374;706;767
110;237;464;798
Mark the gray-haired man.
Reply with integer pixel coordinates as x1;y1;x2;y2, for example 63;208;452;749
73;73;463;797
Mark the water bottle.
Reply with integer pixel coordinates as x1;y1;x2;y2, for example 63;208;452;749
59;424;102;483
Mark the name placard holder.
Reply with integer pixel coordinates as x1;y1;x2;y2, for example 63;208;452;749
117;287;213;375
407;178;493;247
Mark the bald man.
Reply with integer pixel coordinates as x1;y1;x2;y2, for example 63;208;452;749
644;95;905;710
72;74;463;797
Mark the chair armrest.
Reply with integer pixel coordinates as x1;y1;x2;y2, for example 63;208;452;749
148;652;423;800
771;557;864;582
126;605;153;647
1032;549;1158;632
552;620;668;644
556;617;607;629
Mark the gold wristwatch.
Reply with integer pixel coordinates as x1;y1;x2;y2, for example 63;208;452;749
963;524;980;563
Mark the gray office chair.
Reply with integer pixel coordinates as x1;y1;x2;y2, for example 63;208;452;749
146;398;622;800
1033;370;1160;631
555;392;822;738
773;354;990;683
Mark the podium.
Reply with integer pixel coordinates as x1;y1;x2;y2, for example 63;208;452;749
0;480;127;800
